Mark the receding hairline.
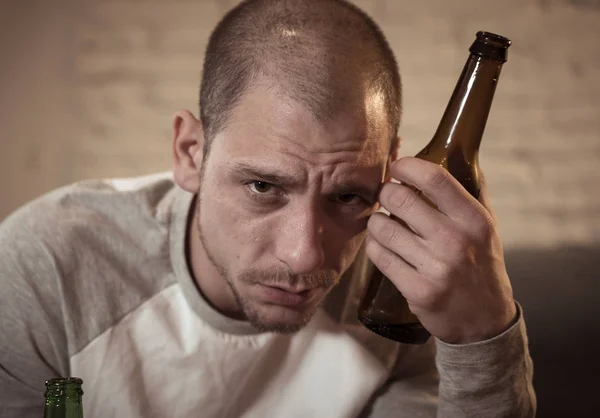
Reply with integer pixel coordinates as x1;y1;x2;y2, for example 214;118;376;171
199;0;401;153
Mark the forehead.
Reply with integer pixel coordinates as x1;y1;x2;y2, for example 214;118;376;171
212;79;391;170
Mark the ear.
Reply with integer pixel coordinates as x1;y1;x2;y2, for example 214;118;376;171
383;135;401;182
172;109;204;193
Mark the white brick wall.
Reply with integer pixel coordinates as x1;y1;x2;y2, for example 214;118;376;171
1;0;599;248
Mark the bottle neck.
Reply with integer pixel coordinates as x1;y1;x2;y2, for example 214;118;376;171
44;401;84;418
44;378;84;418
430;53;504;156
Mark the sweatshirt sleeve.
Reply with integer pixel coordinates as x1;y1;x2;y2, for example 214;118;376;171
364;303;536;418
435;303;536;417
0;202;70;418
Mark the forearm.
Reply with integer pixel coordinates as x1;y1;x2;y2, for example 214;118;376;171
435;303;536;418
363;303;535;418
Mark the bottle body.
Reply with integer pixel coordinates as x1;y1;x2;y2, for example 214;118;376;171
358;31;511;344
44;377;84;418
358;269;431;344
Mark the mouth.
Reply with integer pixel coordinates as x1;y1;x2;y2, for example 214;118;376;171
254;284;316;307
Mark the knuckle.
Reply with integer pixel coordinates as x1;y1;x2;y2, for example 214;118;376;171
367;213;378;233
365;234;378;256
367;213;386;238
450;236;475;266
365;235;393;273
438;227;470;257
472;213;495;238
425;166;450;188
376;250;394;273
390;158;408;177
413;281;445;311
431;260;456;282
388;187;417;214
449;233;471;255
383;224;401;248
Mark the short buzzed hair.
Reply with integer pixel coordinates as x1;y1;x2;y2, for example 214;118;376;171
199;0;401;153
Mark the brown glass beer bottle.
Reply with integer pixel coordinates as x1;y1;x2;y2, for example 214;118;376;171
358;31;512;344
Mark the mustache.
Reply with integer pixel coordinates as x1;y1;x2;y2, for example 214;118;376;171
239;266;338;289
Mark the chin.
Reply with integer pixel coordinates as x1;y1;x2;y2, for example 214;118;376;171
246;302;318;334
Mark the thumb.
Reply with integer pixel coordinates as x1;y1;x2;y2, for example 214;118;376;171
478;171;498;223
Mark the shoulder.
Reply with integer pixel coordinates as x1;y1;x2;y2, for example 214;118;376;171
0;171;176;255
0;172;184;354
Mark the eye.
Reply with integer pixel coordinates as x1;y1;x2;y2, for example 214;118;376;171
249;181;274;194
336;193;364;206
243;180;285;207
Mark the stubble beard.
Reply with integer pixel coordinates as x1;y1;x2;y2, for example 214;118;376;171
195;194;339;334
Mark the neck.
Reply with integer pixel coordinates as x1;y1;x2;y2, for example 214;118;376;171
431;54;503;153
187;200;246;320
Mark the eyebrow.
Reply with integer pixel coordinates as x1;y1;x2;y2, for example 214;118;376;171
228;163;299;188
228;162;380;200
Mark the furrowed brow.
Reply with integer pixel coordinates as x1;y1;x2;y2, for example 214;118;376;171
228;163;299;188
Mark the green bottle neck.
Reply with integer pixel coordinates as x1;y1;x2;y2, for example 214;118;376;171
44;378;84;418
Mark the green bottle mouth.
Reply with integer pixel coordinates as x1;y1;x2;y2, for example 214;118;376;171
45;377;84;403
46;377;83;386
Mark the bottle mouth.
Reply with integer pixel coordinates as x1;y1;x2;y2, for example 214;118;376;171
476;31;512;48
470;31;512;62
46;377;83;387
45;377;84;401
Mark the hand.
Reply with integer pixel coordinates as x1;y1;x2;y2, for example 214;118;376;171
365;157;517;344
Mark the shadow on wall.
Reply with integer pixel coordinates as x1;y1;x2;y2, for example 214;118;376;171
506;245;600;418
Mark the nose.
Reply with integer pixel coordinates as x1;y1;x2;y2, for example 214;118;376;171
276;206;325;275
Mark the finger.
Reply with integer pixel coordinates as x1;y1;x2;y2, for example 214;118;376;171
378;181;450;239
390;157;482;222
368;211;430;271
364;233;423;299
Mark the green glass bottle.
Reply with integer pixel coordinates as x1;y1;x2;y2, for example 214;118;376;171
44;377;84;418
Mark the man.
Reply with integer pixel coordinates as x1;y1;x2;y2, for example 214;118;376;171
0;0;536;417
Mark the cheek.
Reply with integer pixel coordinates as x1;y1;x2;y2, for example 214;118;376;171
200;182;274;267
324;221;369;272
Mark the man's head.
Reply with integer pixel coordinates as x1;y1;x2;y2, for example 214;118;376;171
200;0;401;157
173;0;401;333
